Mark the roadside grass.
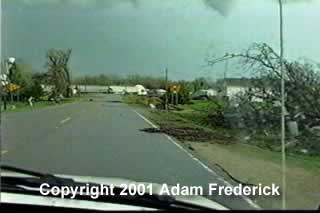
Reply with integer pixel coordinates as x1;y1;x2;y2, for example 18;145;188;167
122;95;149;107
180;99;214;112
4;94;92;113
122;94;162;108
132;96;320;209
4;101;56;112
191;142;320;209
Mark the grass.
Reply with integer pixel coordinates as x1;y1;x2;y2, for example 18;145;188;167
191;142;320;209
4;101;56;112
122;94;162;108
131;96;320;209
3;94;92;113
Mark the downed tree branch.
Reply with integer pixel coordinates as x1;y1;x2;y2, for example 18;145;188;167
140;126;234;144
213;163;257;187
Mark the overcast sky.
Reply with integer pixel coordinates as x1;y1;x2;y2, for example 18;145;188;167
1;0;320;80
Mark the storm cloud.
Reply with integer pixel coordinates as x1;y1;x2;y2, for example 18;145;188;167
202;0;235;16
2;0;320;80
5;0;317;13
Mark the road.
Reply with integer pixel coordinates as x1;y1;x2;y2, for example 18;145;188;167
1;94;258;209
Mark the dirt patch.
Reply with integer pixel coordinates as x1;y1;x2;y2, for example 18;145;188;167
140;125;234;144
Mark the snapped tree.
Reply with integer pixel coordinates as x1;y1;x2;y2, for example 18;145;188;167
207;42;320;152
45;49;72;102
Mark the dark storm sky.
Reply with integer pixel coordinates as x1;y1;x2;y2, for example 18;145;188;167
1;0;319;80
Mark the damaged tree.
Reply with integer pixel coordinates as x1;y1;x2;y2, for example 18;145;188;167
207;42;320;153
45;49;72;102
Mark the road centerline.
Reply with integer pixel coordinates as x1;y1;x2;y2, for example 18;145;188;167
60;117;71;124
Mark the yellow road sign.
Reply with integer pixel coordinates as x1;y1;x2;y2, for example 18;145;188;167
169;85;181;93
7;83;21;92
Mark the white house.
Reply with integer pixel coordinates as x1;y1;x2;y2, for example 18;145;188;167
200;89;217;97
215;78;270;102
156;89;166;95
224;78;251;97
134;85;147;96
215;78;251;98
108;86;126;94
108;85;147;95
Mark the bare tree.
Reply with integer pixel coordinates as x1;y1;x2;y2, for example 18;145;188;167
45;49;72;101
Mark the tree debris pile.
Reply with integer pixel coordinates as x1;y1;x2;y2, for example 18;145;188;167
140;125;235;144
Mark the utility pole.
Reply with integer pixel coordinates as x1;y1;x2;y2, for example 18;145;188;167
165;68;168;111
85;75;87;93
70;68;73;97
17;89;20;102
171;90;174;105
10;89;13;103
279;0;286;210
223;59;228;98
175;90;178;105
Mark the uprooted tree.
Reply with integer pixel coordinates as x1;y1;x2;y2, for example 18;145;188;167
44;49;72;102
207;42;320;152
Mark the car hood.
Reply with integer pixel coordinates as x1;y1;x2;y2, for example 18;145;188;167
1;171;229;210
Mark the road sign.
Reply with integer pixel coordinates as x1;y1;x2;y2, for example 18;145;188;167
7;83;21;92
169;85;181;93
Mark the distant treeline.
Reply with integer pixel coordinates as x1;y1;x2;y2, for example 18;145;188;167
72;74;215;91
73;74;168;90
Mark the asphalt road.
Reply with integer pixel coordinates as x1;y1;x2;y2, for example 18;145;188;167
1;94;258;209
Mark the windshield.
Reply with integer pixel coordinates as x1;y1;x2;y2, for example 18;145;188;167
1;0;319;210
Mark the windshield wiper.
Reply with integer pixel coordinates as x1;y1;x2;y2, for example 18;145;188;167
1;164;77;187
2;165;54;177
1;164;216;210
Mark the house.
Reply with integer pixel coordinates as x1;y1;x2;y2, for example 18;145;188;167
108;86;126;94
200;89;217;97
214;78;253;98
134;85;147;96
191;88;218;100
147;89;166;97
156;89;166;95
108;85;148;95
216;78;270;102
218;78;252;97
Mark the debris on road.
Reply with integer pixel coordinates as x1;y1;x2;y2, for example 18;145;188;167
188;145;195;151
140;125;234;144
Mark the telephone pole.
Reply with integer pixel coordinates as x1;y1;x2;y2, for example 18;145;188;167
279;0;286;210
165;68;168;111
223;59;228;97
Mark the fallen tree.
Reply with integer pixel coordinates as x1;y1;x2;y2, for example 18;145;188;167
207;42;320;154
